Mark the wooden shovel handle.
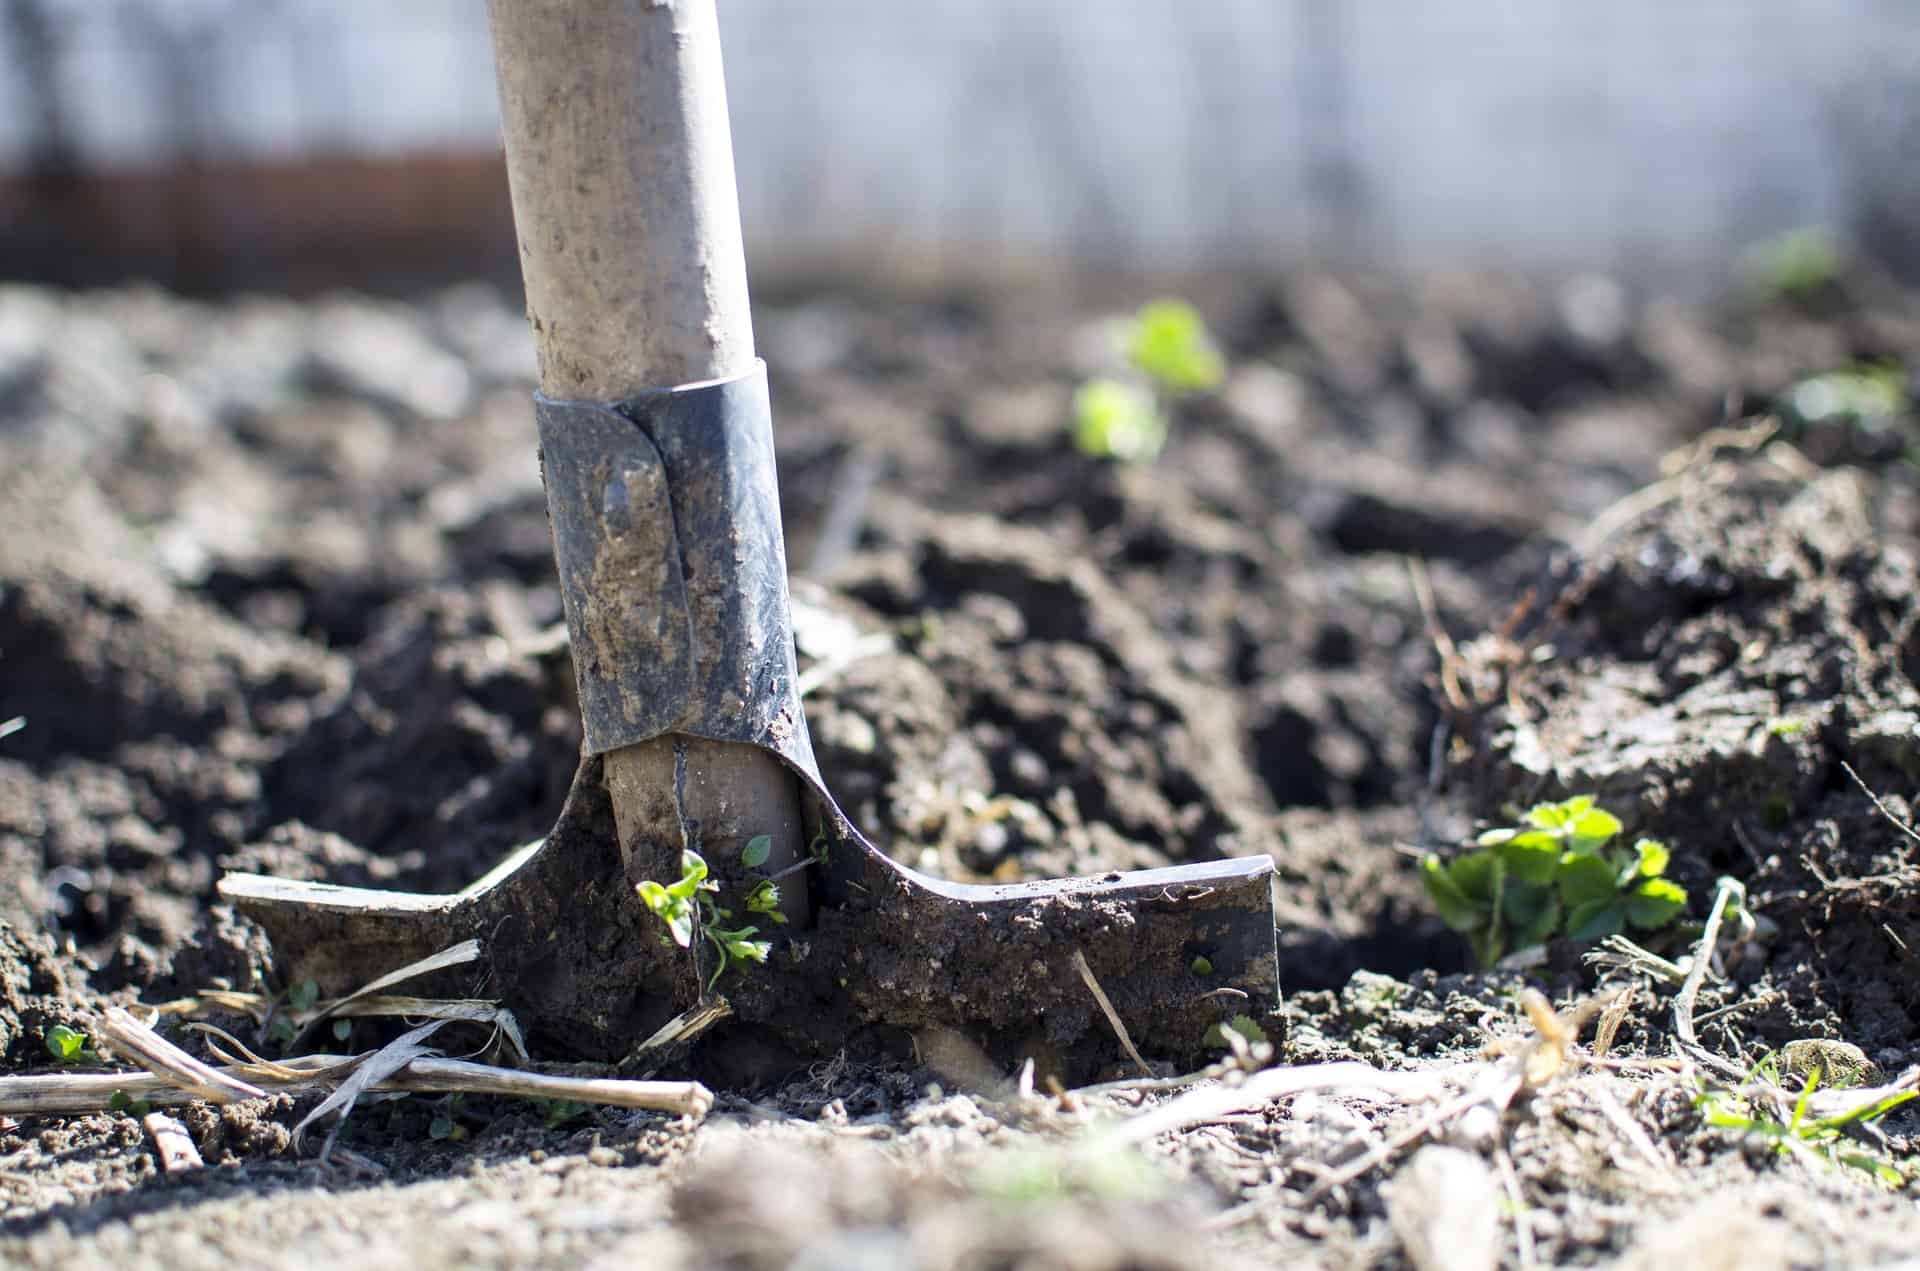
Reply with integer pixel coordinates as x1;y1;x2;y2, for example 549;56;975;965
487;0;755;395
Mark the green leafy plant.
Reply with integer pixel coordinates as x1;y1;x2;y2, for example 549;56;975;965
1697;1053;1915;1187
541;1098;590;1130
1073;299;1225;462
1745;226;1843;299
636;849;778;993
107;1089;152;1117
1074;379;1166;463
1785;363;1907;433
1421;795;1688;966
44;1024;99;1065
1126;299;1226;392
1204;1014;1270;1049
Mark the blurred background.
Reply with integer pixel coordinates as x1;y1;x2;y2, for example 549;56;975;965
2;0;1918;294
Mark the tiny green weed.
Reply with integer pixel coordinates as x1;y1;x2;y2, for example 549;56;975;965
44;1024;98;1065
1073;299;1225;462
1422;795;1688;966
1125;299;1225;394
637;848;779;993
1697;1053;1915;1187
1785;363;1907;433
107;1089;152;1117
1744;226;1843;299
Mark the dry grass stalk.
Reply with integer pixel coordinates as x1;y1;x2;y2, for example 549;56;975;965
1070;950;1153;1079
0;1043;715;1122
99;1007;266;1104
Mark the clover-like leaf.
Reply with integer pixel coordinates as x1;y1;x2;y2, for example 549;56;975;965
1566;898;1625;942
1421;855;1484;931
741;835;773;870
1566;806;1623;851
1633;838;1670;878
1525;795;1591;832
1625;878;1687;929
288;980;321;1014
1496;830;1561;884
1557;851;1619;907
1447;850;1499;904
1510;893;1563;950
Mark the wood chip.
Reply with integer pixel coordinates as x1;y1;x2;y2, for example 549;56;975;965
141;1111;204;1176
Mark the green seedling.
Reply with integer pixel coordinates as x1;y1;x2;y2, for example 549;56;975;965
1204;1014;1270;1050
1074;379;1166;463
1785;363;1907;433
107;1089;152;1117
1697;1053;1915;1187
44;1024;99;1065
1125;298;1226;393
1422;795;1689;967
636;849;775;993
1073;298;1225;462
542;1098;590;1130
1745;226;1843;299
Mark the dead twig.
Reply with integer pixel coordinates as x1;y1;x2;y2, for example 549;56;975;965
1071;950;1153;1079
98;1007;266;1105
1840;760;1920;850
142;1112;204;1176
1406;557;1469;712
295;1019;453;1160
389;1057;714;1117
1671;877;1746;1079
1590;983;1635;1061
0;1048;715;1122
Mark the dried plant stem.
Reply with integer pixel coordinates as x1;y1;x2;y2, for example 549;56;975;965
0;1053;712;1120
99;1007;265;1104
1071;950;1153;1079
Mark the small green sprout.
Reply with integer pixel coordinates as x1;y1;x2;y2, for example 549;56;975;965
740;834;773;869
542;1098;589;1130
1766;717;1807;738
332;1019;353;1043
744;879;787;923
288;979;321;1014
1697;1053;1915;1187
1745;226;1843;298
45;1024;98;1065
107;1090;151;1117
637;849;773;992
1189;955;1214;977
1422;795;1689;966
1785;363;1907;432
1125;299;1226;393
1204;1014;1269;1049
1073;298;1225;462
428;1113;466;1142
1074;379;1166;462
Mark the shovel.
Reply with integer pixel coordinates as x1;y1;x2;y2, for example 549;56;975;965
219;0;1277;1078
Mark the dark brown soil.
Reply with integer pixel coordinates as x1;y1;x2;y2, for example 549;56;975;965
5;268;1920;1267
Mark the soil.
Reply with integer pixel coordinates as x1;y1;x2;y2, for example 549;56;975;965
5;267;1920;1267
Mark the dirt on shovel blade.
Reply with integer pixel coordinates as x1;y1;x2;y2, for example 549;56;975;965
5;271;1920;1267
